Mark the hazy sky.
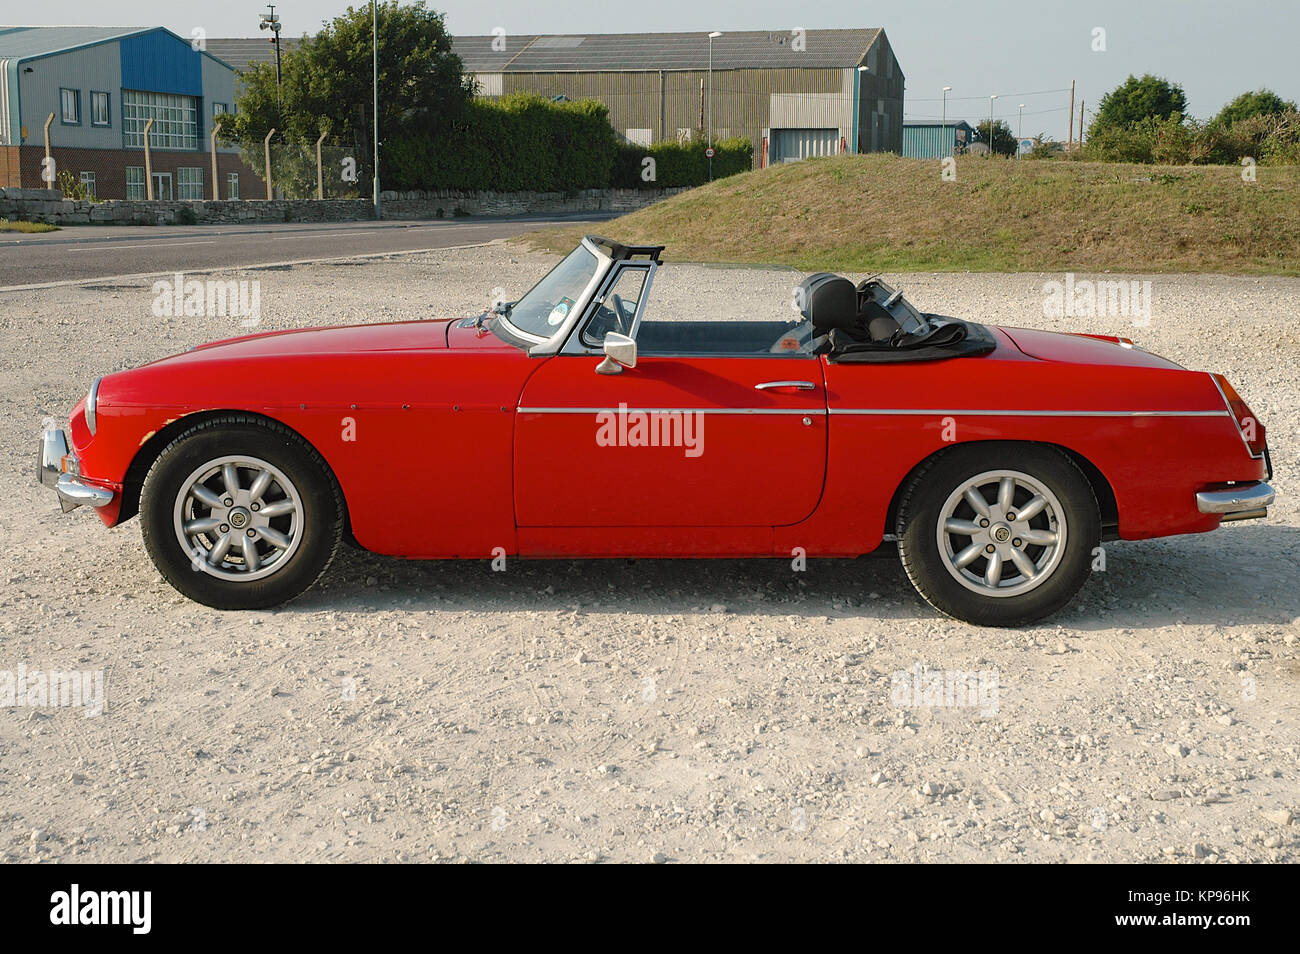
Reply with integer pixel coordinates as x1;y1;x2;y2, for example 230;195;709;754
5;0;1297;135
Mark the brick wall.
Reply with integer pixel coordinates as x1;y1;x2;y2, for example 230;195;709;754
12;144;266;200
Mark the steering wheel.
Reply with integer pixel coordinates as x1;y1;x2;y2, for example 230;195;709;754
610;294;632;336
586;294;634;344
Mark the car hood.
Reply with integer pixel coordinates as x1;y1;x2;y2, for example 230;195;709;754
997;326;1185;370
173;319;455;362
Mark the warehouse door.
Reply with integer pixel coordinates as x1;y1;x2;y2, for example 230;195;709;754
770;128;839;163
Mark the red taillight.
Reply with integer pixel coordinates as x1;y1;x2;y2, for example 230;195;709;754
1212;374;1266;457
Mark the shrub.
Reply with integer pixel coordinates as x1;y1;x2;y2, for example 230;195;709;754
1082;110;1300;166
612;137;753;188
387;93;619;192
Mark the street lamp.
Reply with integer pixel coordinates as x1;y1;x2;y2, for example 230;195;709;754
707;31;721;181
372;0;380;218
941;86;952;158
1018;103;1026;156
988;94;998;157
855;66;869;154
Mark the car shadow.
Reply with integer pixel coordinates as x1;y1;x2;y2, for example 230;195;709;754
288;523;1300;632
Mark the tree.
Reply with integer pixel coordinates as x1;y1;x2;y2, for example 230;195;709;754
1215;89;1297;127
973;119;1016;157
230;1;472;188
1089;74;1187;137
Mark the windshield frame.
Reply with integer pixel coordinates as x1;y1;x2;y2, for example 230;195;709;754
494;237;612;355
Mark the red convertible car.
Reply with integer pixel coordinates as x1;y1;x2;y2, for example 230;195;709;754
39;236;1273;626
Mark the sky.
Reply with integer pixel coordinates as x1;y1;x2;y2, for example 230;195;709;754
4;0;1297;136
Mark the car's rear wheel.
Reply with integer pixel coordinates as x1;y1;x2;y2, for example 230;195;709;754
139;416;342;609
896;444;1099;627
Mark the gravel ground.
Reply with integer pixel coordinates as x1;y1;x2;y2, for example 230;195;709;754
1;243;1297;863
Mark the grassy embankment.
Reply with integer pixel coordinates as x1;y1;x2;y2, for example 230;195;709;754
518;153;1300;274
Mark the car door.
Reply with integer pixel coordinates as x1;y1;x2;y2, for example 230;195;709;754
514;262;827;528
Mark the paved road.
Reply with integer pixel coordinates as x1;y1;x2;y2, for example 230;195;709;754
0;214;608;289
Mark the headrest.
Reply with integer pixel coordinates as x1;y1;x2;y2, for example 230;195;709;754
797;273;858;332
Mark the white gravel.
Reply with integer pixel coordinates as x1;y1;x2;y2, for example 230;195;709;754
1;242;1297;863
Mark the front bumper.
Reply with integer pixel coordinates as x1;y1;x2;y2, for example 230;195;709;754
39;428;114;513
1196;481;1275;520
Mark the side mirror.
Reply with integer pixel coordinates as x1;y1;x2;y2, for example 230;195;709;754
596;332;637;374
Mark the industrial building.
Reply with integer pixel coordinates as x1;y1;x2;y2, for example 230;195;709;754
902;119;976;159
451;29;905;165
0;25;251;197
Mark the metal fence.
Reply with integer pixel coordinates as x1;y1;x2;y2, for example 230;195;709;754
22;113;365;202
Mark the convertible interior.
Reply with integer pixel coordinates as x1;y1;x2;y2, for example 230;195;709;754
634;273;996;363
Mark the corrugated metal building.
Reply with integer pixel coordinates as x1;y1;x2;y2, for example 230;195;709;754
209;28;905;168
902;119;975;159
0;25;249;197
453;29;904;165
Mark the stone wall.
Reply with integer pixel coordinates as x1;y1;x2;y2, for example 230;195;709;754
377;187;688;219
0;186;685;227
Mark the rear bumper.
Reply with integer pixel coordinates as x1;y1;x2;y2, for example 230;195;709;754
1196;481;1274;520
39;428;115;513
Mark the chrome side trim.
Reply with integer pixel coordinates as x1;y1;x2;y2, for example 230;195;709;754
828;408;1230;418
86;376;101;435
1196;482;1274;515
517;406;824;416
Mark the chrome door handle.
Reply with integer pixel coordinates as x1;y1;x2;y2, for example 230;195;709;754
754;380;816;391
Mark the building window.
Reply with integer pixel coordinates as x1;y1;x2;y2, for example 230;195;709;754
122;90;199;150
226;172;240;200
79;171;96;197
213;102;227;117
178;167;204;200
126;166;146;200
91;91;110;126
60;88;80;124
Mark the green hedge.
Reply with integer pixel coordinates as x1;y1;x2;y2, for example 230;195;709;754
387;92;619;192
613;137;753;188
386;95;753;191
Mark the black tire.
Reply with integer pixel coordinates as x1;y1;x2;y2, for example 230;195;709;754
896;443;1100;627
139;415;343;610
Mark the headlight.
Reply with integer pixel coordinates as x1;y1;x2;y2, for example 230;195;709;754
86;377;101;435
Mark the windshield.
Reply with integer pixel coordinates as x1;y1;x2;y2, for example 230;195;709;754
501;245;601;340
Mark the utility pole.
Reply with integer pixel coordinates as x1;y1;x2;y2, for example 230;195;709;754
259;5;282;89
707;31;721;181
1078;100;1085;147
1067;79;1076;149
941;86;952;159
988;94;997;157
372;0;380;218
259;4;283;135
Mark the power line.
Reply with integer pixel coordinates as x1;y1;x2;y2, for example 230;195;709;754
905;87;1071;103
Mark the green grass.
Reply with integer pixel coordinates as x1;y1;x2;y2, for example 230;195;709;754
0;219;59;233
518;154;1300;274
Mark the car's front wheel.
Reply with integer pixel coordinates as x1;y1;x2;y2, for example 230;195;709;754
896;444;1100;627
139;416;343;609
